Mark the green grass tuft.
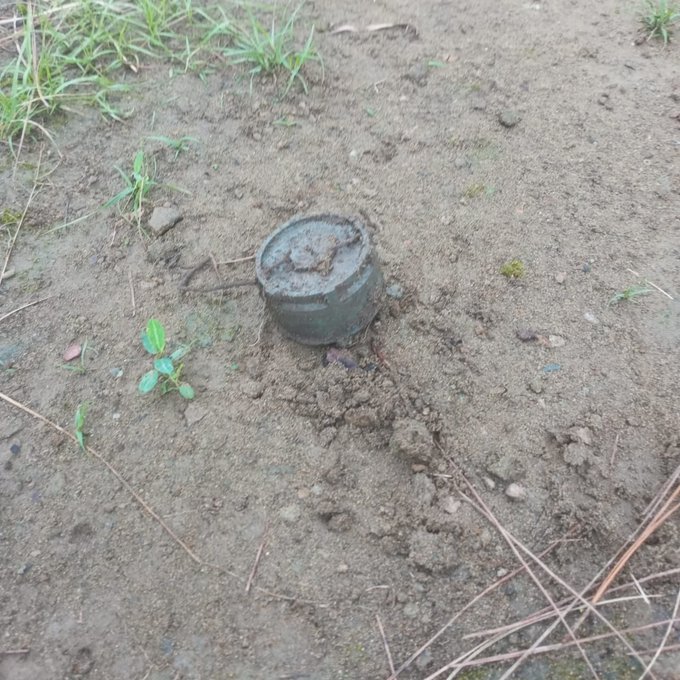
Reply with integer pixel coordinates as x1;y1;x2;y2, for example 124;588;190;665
641;0;680;44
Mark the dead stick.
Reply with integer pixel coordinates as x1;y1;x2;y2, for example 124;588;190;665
1;649;30;655
627;268;674;300
376;614;396;676
245;523;268;594
0;295;54;323
0;390;204;565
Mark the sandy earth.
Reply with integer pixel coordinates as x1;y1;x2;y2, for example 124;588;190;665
1;0;679;678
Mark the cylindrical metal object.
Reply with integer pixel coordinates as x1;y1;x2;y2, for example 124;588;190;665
255;214;383;345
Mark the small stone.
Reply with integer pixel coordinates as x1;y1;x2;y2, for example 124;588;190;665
583;311;599;324
528;379;543;394
454;155;469;169
415;649;434;671
555;271;567;284
148;205;182;236
234;188;244;200
498;109;521;128
505;483;527;501
184;402;207;427
582;262;592;273
483;476;496;490
412;473;436;505
252;131;262;141
337;563;349;573
349;149;359;160
411;463;427;473
109;367;123;378
10;443;21;456
547;334;566;348
497;567;509;578
386;283;405;299
441;495;461;514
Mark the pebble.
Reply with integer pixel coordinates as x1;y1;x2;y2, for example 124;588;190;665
405;62;429;86
10;443;21;456
498;109;521;128
505;483;527;501
109;367;123;378
583;311;599;324
441;495;461;514
555;271;567;284
336;563;349;573
148;205;182;236
403;602;419;618
390;419;435;466
482;476;496;490
547;334;566;348
528;379;543;394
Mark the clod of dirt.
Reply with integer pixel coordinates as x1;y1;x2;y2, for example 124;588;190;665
70;647;94;677
148;205;182;236
498;109;521;128
405;62;429;86
314;499;354;532
389;418;435;465
412;472;437;506
408;528;458;573
415;649;434;670
563;443;590;467
240;379;264;399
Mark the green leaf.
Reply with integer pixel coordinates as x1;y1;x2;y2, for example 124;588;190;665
170;345;189;362
75;430;85;450
133;150;144;175
141;332;156;354
154;357;174;375
139;369;160;394
145;319;165;354
178;384;195;399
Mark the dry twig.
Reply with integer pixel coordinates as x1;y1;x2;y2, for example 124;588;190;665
0;295;54;323
376;614;396;676
245;522;268;594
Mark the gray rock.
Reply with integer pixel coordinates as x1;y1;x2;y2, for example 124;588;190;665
583;311;599;324
240;380;264;399
412;473;436;506
498;109;521;128
148;205;182;236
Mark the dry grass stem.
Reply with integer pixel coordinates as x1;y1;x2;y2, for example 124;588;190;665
639;585;680;679
0;295;54;323
376;614;396;676
128;269;136;316
1;146;43;288
245;523;268;594
0;390;204;565
627;268;674;300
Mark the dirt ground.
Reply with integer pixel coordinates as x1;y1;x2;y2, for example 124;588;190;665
2;0;680;678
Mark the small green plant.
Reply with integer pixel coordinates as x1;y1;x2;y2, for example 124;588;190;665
500;259;525;279
223;3;323;95
642;0;680;43
139;319;195;399
609;285;653;305
148;134;198;159
104;150;158;226
74;403;88;450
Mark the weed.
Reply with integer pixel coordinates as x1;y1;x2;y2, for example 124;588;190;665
608;284;652;305
500;259;525;279
139;319;195;399
148;134;198;159
462;183;491;199
104;150;158;227
641;0;680;43
74;403;88;450
223;3;323;95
